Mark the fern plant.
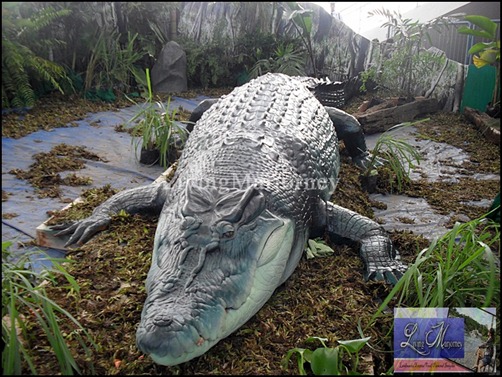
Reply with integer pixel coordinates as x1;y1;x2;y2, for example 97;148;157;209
249;42;306;78
1;3;72;109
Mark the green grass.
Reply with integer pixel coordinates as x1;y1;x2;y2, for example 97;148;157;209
356;212;500;373
2;241;97;375
372;213;500;321
369;121;425;193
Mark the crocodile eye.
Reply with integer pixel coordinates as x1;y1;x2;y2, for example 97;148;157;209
222;230;234;239
218;222;235;239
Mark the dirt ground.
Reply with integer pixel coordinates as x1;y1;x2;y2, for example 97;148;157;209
2;89;500;375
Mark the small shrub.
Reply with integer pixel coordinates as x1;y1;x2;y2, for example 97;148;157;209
282;336;371;375
84;29;145;95
368;8;449;100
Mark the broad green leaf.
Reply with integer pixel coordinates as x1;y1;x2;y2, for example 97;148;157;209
311;347;341;375
290;9;313;35
467;42;496;55
457;26;494;40
282;348;313;375
479;49;498;64
303;14;313;33
337;337;371;353
464;15;498;38
306;336;329;348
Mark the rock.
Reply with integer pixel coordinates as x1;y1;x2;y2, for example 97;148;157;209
151;41;187;93
358;100;371;113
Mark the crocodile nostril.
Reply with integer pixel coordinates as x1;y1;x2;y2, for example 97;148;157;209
153;313;174;327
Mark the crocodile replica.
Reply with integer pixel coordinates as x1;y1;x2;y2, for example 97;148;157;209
52;73;407;366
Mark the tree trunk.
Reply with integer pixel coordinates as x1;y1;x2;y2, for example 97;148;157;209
463;107;500;145
355;97;439;134
169;7;178;40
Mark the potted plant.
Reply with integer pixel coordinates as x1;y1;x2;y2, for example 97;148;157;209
128;69;187;168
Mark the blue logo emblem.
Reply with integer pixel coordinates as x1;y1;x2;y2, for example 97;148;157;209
394;317;465;359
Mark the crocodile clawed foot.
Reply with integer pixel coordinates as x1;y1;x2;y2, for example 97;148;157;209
353;151;387;171
365;262;407;286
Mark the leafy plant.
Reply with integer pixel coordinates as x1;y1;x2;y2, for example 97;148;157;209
28;2;167;98
121;2;180;61
232;32;280;84
306;238;335;259
248;1;316;79
375;48;446;98
1;2;72;108
128;69;187;168
363;213;499;374
282;335;371;375
181;36;235;89
84;29;146;96
2;240;96;374
457;15;500;108
359;67;377;93
368;8;449;100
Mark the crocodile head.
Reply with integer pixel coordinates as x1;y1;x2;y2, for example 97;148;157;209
136;184;295;365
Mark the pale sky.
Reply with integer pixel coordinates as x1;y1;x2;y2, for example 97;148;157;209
312;2;428;35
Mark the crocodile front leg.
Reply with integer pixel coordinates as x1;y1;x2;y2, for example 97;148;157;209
187;98;219;132
52;181;171;246
317;200;407;285
325;106;384;171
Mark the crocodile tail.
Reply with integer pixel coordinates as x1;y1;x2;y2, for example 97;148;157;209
295;76;346;108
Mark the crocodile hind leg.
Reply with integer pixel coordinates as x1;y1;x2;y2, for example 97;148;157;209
322;200;407;285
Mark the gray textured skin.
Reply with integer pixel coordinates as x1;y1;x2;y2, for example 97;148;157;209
53;73;406;366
